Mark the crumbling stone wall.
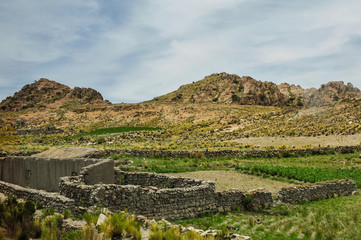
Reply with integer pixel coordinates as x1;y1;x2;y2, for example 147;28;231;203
114;170;208;188
60;176;218;220
60;169;273;220
0;180;74;212
277;179;357;203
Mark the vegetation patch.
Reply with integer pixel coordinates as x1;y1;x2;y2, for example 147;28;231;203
86;126;162;135
176;194;361;240
236;165;361;187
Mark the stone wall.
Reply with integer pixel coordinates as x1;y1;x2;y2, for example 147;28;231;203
114;170;209;188
102;145;361;159
80;159;114;185
277;179;357;203
0;157;108;192
0;180;75;212
60;177;218;220
17;126;64;135
0;154;358;221
60;169;273;220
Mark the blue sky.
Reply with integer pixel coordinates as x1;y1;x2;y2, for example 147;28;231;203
1;0;361;103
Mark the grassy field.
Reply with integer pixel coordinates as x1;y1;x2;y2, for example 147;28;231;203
114;151;361;173
85;126;162;135
176;195;361;240
236;165;361;187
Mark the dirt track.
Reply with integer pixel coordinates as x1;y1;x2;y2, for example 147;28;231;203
232;134;361;148
169;170;295;195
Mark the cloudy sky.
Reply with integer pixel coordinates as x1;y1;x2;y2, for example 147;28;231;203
1;0;361;103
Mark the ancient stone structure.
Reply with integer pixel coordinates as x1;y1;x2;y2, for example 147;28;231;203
33;147;102;159
59;169;273;220
0;155;358;220
0;156;113;191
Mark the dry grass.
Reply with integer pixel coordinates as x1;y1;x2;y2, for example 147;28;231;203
169;170;295;195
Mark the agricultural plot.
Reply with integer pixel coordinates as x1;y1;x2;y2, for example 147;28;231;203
113;151;361;240
236;165;361;187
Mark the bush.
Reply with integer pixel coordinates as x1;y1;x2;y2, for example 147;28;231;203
0;196;39;239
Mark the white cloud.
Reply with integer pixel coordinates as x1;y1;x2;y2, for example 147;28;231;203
1;0;361;103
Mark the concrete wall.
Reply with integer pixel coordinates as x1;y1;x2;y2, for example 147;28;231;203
0;157;107;192
80;159;114;185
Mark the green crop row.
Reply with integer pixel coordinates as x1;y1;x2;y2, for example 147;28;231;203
236;165;361;187
87;126;162;135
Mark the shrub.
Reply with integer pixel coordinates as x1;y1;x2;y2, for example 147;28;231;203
243;194;254;211
0;196;38;239
100;212;141;240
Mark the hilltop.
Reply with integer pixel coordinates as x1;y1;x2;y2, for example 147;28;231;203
152;72;361;107
0;73;361;154
0;78;110;111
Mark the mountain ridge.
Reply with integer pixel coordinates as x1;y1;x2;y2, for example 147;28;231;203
151;72;361;107
0;78;109;111
1;74;360;112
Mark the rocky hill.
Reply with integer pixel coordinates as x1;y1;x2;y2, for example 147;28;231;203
152;72;361;107
0;78;109;111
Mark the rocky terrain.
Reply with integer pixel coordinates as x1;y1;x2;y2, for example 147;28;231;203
0;78;109;111
0;74;361;153
152;72;361;107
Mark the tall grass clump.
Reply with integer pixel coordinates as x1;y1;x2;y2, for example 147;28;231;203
100;211;142;240
0;195;41;239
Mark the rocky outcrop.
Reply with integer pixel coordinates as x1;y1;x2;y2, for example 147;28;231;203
279;81;361;107
153;73;287;106
0;78;109;111
152;72;361;107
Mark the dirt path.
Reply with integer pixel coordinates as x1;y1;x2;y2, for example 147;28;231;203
169;170;295;195
231;134;361;148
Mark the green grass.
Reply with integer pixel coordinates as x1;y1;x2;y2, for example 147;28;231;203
176;194;361;240
115;151;361;173
236;165;361;187
86;126;162;135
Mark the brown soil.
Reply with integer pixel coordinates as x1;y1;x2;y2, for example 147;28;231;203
169;170;295;195
232;134;361;148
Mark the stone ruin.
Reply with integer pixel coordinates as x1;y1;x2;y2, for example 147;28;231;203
0;148;358;221
17;126;64;135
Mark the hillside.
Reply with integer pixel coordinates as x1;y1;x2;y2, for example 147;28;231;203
0;78;109;111
152;72;361;107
